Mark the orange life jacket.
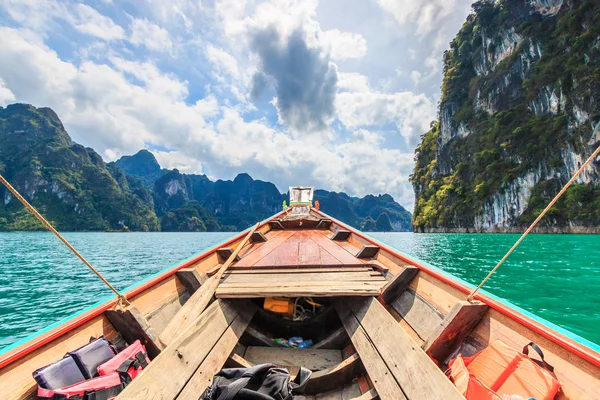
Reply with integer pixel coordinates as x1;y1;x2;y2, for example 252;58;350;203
448;339;560;400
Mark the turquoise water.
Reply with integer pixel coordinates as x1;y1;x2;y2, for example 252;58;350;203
0;232;599;350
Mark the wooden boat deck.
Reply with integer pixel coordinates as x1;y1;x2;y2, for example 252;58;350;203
216;229;388;298
118;297;463;400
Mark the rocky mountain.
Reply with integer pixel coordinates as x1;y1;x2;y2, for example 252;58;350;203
0;104;160;231
0;104;412;231
411;0;600;232
121;151;412;231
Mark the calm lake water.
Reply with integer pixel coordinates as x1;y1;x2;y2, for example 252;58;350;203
0;232;599;350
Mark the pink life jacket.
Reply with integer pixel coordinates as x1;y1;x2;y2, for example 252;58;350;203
35;340;149;400
37;373;123;399
97;339;149;381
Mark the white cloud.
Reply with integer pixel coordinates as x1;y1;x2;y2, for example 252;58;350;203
205;45;240;79
321;29;367;60
72;4;125;40
336;73;435;145
411;70;422;85
130;18;172;51
377;0;456;35
0;78;16;106
0;26;417;207
1;1;124;40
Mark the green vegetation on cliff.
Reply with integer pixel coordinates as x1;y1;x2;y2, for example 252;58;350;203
412;0;600;231
0;104;412;232
0;104;159;231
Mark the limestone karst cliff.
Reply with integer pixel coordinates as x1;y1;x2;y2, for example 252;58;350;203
411;0;600;232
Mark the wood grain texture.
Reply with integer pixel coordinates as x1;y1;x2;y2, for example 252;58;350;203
176;304;256;400
176;267;208;294
160;224;258;346
234;231;296;267
220;272;385;284
355;245;379;259
331;230;351;241
105;305;164;359
305;353;364;394
244;347;343;371
116;300;242;400
348;297;463;400
216;282;383;298
424;300;488;363
227;267;371;274
159;276;220;346
390;289;446;342
379;266;419;305
335;305;407;400
226;353;254;368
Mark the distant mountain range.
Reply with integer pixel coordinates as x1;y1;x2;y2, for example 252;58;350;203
0;103;411;232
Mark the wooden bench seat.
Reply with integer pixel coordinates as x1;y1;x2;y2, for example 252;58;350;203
335;297;464;400
116;300;256;400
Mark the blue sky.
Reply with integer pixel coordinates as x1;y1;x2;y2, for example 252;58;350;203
0;0;473;210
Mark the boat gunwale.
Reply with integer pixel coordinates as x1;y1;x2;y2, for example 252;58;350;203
0;211;285;370
312;208;600;369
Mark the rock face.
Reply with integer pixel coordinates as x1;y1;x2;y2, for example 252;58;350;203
0;103;412;231
411;0;600;232
0;104;160;231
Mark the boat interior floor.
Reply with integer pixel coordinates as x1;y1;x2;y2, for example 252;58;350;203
116;295;464;400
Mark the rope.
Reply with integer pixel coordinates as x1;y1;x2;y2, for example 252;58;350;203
467;143;600;301
0;174;130;310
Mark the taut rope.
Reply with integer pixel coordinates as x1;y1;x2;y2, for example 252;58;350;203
467;143;600;301
0;174;130;310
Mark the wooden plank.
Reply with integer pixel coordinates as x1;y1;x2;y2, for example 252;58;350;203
269;220;285;230
176;267;209;294
226;353;254;368
356;245;379;259
227;267;371;274
250;231;268;243
331;230;351;241
176;304;256;400
218;281;384;289
351;389;378;400
424;300;488;364
105;305;164;359
159;224;259;346
116;300;242;400
159;276;220;346
316;219;332;229
379;266;419;305
255;234;300;266
389;289;446;342
217;247;241;263
298;231;323;265
305;353;364;394
335;305;406;400
244;347;343;371
216;286;382;298
309;232;364;265
235;230;296;267
348;297;464;400
220;272;386;284
312;327;349;350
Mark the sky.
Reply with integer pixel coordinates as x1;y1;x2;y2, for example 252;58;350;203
0;0;474;211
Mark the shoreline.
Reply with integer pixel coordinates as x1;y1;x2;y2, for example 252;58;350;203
413;226;600;234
